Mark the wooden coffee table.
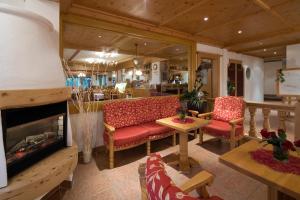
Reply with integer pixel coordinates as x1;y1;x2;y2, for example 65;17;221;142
219;140;300;200
156;115;209;171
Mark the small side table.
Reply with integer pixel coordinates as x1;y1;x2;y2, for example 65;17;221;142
156;116;209;171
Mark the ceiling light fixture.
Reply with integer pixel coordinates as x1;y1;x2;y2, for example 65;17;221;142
132;43;144;67
263;49;267;52
203;17;209;21
98;35;102;38
259;42;263;45
144;42;147;46
274;51;277;55
238;30;243;34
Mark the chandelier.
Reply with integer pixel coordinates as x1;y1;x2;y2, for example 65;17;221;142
132;43;144;68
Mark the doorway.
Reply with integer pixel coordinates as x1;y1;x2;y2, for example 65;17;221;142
227;60;244;96
197;52;220;98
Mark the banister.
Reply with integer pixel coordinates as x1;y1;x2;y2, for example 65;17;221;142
246;101;296;112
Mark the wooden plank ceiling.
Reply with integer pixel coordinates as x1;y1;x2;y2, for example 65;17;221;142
61;0;300;59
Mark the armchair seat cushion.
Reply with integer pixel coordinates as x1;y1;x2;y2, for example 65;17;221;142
141;121;173;137
104;126;149;147
202;120;243;138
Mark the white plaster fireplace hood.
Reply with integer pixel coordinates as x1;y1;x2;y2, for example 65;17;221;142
0;0;71;188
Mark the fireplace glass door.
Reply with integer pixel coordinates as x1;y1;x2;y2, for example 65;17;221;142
1;101;67;177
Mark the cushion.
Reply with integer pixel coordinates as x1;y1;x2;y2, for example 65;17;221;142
212;96;245;122
141;121;173;137
103;126;149;147
202;120;243;138
160;96;181;118
146;154;198;200
135;98;162;124
103;100;139;128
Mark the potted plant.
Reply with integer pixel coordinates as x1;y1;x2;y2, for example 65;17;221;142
180;62;209;113
260;129;300;161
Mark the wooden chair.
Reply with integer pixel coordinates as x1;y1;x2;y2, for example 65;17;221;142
139;153;223;200
191;96;245;150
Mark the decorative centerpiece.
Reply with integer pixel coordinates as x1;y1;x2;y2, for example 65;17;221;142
260;129;300;161
177;107;187;122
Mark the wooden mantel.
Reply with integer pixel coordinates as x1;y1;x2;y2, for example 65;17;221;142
0;144;78;200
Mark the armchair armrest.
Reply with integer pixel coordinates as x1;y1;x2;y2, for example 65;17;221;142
179;171;214;194
104;122;115;134
188;110;199;117
229;118;244;126
197;112;213;119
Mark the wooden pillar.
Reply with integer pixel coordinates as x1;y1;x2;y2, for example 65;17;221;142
294;102;300;142
278;110;286;131
179;132;189;171
262;108;271;131
248;106;257;137
268;186;278;200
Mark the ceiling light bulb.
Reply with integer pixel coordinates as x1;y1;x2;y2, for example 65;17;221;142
238;30;242;34
204;17;209;21
274;51;277;55
136;70;142;76
176;48;179;51
144;42;147;46
98;35;102;38
263;49;267;52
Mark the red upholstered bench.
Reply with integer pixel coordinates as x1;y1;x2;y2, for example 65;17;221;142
138;153;223;200
103;96;180;168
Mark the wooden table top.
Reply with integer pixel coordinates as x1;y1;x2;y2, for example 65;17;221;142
156;115;209;133
219;140;300;199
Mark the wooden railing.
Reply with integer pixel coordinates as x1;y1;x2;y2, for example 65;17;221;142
246;101;296;137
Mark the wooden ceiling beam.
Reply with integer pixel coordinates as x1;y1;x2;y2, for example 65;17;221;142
68;49;80;61
159;0;210;26
144;44;175;55
65;4;224;47
224;27;300;50
252;0;294;28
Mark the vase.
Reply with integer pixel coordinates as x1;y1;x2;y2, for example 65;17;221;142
82;148;92;163
273;145;289;161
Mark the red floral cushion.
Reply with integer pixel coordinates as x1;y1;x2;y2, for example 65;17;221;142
160;96;180;118
212;96;245;122
103;100;139;128
103;125;149;147
141;121;173;137
135;98;162;124
202;120;243;138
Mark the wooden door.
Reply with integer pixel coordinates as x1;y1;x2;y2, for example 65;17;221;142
227;60;244;96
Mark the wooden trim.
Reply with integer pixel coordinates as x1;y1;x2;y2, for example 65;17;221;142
0;144;78;200
68;49;80;62
0;87;71;110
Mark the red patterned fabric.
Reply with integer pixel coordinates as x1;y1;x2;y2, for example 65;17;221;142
212;96;245;123
145;154;223;200
250;149;300;175
103;126;149;147
141;122;173;137
103;100;139;128
160;96;180;118
135;98;162;124
202;120;243;138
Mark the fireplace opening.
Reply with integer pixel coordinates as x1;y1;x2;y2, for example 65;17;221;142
1;101;68;177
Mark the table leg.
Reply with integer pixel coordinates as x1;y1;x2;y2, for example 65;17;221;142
179;132;190;171
268;186;278;200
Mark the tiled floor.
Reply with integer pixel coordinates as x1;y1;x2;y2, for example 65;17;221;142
61;110;294;200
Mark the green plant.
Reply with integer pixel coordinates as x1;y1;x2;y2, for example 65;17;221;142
227;80;235;95
276;69;285;83
180;89;206;110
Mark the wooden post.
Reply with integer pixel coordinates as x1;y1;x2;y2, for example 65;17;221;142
179;132;190;171
146;140;150;155
268;186;278;200
278;110;286;131
199;129;203;144
248;106;257;137
295;102;300;141
262;108;271;131
109;135;114;169
172;132;176;146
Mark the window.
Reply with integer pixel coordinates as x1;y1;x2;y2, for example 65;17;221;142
227;60;244;96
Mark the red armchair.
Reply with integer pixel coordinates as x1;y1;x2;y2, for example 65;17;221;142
138;153;223;200
195;96;245;150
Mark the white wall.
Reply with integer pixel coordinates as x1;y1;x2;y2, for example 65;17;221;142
197;43;264;102
264;61;283;94
287;43;300;68
0;0;65;90
150;62;161;85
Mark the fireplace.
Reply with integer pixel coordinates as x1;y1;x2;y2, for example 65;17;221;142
1;101;68;177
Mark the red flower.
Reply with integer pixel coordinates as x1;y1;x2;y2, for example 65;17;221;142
260;129;271;139
283;140;296;151
294;140;300;147
269;132;277;138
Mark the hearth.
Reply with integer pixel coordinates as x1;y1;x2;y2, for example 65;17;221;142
1;101;68;177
